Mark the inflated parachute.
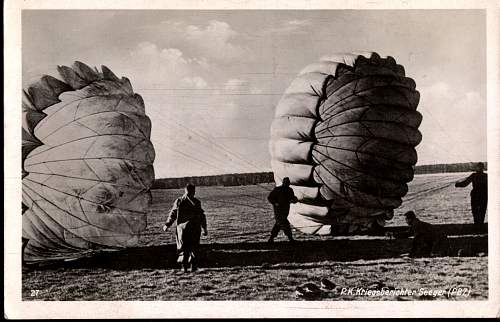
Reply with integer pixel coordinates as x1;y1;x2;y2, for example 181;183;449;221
270;53;422;235
22;62;155;261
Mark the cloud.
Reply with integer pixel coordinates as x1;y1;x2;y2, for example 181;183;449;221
181;76;208;89
265;19;312;34
159;20;245;63
90;21;278;177
224;78;263;95
127;41;211;88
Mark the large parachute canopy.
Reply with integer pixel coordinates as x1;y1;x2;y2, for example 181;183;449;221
270;52;422;235
22;62;155;262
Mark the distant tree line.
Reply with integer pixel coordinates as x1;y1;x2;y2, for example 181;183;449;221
152;172;275;189
413;162;487;175
152;162;487;189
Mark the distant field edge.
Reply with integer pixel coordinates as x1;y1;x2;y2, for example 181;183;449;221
152;161;487;189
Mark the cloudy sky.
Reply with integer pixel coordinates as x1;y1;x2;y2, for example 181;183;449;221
22;10;487;178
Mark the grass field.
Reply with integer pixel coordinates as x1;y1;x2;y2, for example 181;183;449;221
22;173;488;301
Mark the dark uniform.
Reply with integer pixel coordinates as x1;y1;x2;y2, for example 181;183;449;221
267;183;298;242
456;170;488;224
165;194;207;271
396;218;449;257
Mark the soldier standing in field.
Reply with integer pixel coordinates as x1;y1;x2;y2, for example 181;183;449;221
267;177;298;243
455;162;488;225
163;184;208;272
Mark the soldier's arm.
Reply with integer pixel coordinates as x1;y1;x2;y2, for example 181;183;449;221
455;174;474;187
267;189;277;203
393;228;413;239
165;199;179;227
198;201;207;231
290;189;298;204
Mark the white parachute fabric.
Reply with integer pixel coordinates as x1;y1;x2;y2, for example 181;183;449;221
270;53;422;235
22;62;155;261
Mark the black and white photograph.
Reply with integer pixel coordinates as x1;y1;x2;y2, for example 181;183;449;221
4;0;500;318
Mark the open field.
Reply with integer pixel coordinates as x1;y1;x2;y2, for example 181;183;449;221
22;173;488;301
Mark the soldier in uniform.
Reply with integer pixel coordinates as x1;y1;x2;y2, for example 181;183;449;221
455;163;488;225
267;177;298;243
163;184;207;272
391;211;449;257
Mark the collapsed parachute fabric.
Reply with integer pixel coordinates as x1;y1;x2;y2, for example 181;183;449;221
270;53;422;235
22;62;155;261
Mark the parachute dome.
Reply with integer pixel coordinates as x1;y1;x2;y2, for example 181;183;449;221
270;52;422;235
22;62;155;262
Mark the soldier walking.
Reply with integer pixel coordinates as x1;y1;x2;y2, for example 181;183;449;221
163;184;208;272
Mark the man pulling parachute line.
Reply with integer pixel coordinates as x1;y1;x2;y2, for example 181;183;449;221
455;162;488;225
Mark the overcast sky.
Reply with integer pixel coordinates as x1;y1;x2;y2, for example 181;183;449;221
23;10;487;178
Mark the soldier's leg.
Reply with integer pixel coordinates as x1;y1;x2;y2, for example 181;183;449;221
175;227;185;269
411;236;432;257
282;220;295;242
177;226;191;272
269;222;280;242
472;207;481;224
471;197;484;224
478;198;487;224
473;209;484;224
191;229;201;272
182;258;190;272
182;243;191;272
420;238;433;257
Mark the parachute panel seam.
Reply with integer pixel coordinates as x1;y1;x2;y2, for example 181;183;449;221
23;183;117;234
312;151;396;204
317;106;419;130
324;74;415;103
320;102;421;120
315;133;420;150
320;84;417;116
83;159;102;181
23;212;83;252
25;156;153;167
26;134;152;160
314;142;415;167
23;177;148;215
311;148;408;185
35;94;141;135
37;106;145;142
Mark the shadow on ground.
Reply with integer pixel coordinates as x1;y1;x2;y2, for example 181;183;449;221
27;233;488;271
